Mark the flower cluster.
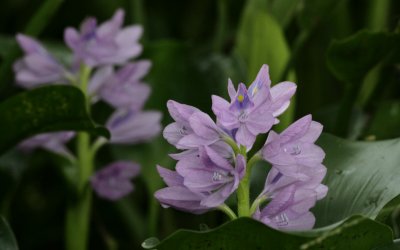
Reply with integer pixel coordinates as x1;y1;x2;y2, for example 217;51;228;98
14;9;161;200
155;65;327;231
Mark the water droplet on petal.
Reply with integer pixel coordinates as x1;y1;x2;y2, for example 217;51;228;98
284;144;301;155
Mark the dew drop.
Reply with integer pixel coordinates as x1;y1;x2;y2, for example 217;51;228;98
142;237;160;249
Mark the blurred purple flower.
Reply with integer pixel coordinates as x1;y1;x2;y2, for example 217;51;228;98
91;161;140;200
64;9;143;67
106;109;162;144
13;34;69;88
262;115;325;180
88;61;151;109
212;64;296;148
155;146;245;213
18;132;75;158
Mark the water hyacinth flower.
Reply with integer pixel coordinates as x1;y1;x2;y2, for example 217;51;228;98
156;64;327;231
18;132;75;158
13;34;69;88
261;115;325;180
253;185;319;231
88;61;152;109
155;146;245;212
91;161;140;201
64;9;143;67
212;65;296;148
106;109;162;144
163;100;230;149
252;167;327;230
155;166;211;214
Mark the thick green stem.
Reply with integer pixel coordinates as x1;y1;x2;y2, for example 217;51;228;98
218;204;237;220
65;65;93;250
237;153;261;217
237;175;250;217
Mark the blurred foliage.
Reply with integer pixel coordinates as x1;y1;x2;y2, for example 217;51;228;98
0;0;399;249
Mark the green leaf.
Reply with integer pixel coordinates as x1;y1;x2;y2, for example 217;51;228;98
235;0;292;83
297;0;344;30
269;0;300;28
313;134;400;227
0;85;109;154
0;216;18;250
147;216;393;250
327;30;400;84
365;101;400;140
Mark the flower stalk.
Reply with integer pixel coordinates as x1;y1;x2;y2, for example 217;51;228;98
65;65;94;250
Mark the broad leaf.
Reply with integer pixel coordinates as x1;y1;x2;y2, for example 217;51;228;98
313;134;400;227
0;85;109;154
145;216;393;250
0;216;18;250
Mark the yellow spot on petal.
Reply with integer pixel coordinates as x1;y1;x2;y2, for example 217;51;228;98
237;94;244;102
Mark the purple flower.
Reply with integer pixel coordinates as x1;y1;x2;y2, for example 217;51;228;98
155;166;210;214
212;64;296;148
18;132;75;158
164;101;227;148
262;115;325;180
253;185;319;231
13;34;68;88
88;61;151;109
176;146;246;207
91;161;140;200
64;9;143;67
106;109;162;144
155;146;246;212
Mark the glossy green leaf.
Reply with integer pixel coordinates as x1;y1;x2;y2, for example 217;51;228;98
327;30;400;84
0;216;18;250
0;85;109;154
313;134;400;227
146;216;392;250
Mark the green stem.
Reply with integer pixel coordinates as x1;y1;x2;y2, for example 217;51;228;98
65;65;93;250
223;135;240;155
218;204;237;220
237;153;261;217
250;196;266;215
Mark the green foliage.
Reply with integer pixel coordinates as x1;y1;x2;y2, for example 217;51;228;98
327;30;400;85
313;134;400;226
0;85;109;154
0;216;18;250
145;216;393;250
